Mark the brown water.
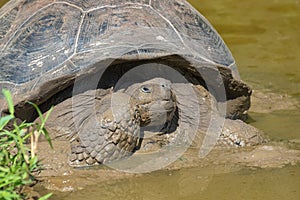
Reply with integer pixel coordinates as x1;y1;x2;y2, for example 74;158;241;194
192;0;300;143
49;165;300;200
1;0;300;199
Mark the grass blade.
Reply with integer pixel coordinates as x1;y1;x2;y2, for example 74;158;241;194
43;106;53;128
0;115;14;130
42;128;53;149
39;193;53;200
2;89;14;115
27;102;43;121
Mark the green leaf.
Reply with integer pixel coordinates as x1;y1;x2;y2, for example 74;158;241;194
42;127;53;149
28;102;53;131
43;106;53;125
38;193;53;200
0;115;14;130
2;89;14;116
0;166;9;173
0;93;53;200
27;101;43;121
27;102;53;148
29;156;38;171
0;190;20;200
1;129;18;141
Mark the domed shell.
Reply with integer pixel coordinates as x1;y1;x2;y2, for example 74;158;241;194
0;0;239;102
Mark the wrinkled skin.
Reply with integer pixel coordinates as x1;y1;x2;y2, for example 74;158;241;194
42;77;264;167
44;78;177;166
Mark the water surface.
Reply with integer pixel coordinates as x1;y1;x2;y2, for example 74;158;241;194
191;0;300;141
51;165;300;200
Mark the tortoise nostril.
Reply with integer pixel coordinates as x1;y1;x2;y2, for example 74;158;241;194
161;83;170;88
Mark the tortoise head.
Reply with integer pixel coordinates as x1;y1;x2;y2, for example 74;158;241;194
125;78;176;127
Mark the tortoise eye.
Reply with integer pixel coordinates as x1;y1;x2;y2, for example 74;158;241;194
140;86;151;93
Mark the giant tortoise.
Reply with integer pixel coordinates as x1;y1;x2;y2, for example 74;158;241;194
0;0;264;170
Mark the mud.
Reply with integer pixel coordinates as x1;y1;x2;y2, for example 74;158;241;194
35;141;300;192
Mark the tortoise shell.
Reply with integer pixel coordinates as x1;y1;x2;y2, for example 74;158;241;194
0;0;249;121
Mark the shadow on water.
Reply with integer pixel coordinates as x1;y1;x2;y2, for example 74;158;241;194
1;0;300;199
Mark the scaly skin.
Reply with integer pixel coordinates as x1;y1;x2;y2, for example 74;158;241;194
68;78;177;166
42;78;264;167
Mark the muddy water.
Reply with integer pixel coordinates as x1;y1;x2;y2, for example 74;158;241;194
49;164;300;200
192;0;300;142
1;0;300;199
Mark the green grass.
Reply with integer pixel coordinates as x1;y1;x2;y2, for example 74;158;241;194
0;89;53;200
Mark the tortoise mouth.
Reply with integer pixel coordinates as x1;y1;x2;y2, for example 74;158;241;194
140;101;176;126
161;100;176;112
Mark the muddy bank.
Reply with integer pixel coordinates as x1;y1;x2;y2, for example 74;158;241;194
35;140;300;192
